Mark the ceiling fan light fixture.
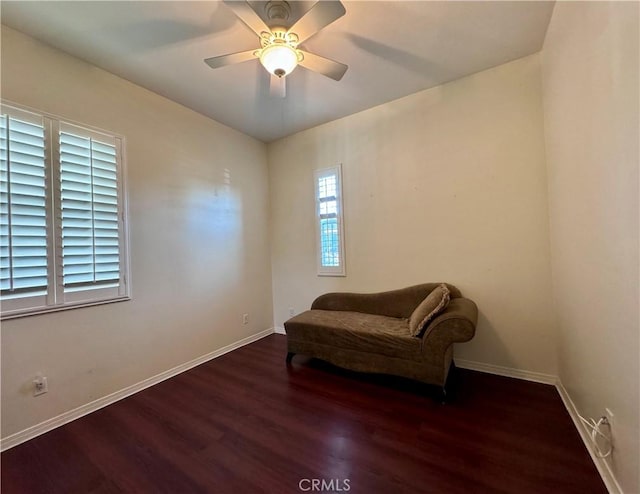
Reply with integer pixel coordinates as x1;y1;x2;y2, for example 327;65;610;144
259;44;299;78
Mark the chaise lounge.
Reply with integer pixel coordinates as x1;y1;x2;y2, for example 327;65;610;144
284;283;478;394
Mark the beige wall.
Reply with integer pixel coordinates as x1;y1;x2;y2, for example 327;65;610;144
0;26;273;437
541;3;639;492
269;54;558;375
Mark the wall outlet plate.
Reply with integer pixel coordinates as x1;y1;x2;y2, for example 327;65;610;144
242;313;249;325
33;374;48;396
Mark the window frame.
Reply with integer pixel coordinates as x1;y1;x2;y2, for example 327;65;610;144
314;164;346;277
1;101;131;320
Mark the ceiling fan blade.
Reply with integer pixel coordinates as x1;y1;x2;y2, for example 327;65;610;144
298;50;348;81
223;0;270;37
287;1;346;44
270;74;286;98
204;50;258;69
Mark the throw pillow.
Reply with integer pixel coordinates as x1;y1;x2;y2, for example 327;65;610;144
408;284;451;337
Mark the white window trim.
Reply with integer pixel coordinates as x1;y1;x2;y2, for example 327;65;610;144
1;100;132;320
314;164;346;277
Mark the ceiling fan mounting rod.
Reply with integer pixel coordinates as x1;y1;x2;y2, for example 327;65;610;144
265;1;291;23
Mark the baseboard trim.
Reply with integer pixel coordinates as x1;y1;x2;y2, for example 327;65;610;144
0;328;276;452
455;358;557;385
274;326;286;335
556;381;622;494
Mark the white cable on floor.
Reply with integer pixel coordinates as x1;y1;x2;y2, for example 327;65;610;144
577;414;613;458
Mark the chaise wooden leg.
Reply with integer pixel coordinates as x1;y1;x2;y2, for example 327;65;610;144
439;360;457;404
439;386;448;404
286;352;295;364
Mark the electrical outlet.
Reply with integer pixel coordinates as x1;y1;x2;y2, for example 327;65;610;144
605;408;615;427
242;313;249;325
33;374;48;396
289;307;295;317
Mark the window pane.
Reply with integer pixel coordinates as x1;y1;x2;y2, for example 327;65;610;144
320;217;340;267
319;199;337;216
318;175;336;199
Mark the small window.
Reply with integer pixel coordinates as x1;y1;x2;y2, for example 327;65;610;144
314;164;345;276
1;102;130;319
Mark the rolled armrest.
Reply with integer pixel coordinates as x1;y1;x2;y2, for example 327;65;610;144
311;283;461;319
422;298;478;350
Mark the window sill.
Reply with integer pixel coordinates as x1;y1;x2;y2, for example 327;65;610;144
1;296;131;321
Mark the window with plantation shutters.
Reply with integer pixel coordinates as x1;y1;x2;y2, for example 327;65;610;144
1;102;130;319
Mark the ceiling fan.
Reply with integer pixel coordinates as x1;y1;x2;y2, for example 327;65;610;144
204;0;348;98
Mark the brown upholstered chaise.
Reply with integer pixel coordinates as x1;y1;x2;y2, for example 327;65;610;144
284;284;478;393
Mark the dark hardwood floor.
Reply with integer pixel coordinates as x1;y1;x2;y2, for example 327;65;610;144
1;334;605;494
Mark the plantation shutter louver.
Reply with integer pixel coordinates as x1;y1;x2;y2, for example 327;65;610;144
59;129;120;289
0;113;48;295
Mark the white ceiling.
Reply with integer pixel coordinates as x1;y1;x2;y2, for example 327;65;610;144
1;1;554;142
